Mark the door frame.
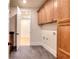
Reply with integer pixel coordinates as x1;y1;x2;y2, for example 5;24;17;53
14;14;17;51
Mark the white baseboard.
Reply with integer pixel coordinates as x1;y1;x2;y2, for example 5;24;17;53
30;42;41;46
41;43;57;57
30;42;57;57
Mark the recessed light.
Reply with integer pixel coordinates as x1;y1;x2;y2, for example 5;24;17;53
54;1;57;8
23;0;27;3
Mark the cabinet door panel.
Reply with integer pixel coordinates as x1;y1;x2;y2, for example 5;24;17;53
38;6;47;24
60;25;70;52
44;0;53;23
38;10;42;24
50;0;54;20
53;0;58;21
41;7;47;24
58;24;70;59
58;0;70;22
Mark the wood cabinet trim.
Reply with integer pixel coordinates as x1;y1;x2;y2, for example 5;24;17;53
58;18;70;23
39;20;57;25
59;48;70;57
58;22;70;26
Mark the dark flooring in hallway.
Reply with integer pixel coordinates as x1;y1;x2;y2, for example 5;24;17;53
9;46;55;59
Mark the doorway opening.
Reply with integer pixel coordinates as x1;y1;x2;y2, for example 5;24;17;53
17;8;31;47
20;19;31;46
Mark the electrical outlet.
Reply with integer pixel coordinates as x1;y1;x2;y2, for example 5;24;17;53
46;38;48;40
53;32;56;35
43;36;45;40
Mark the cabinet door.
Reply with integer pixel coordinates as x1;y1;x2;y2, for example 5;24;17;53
41;7;47;24
50;0;58;22
50;0;54;21
57;23;70;59
38;10;42;24
38;7;47;25
58;0;70;22
44;0;53;23
53;0;58;21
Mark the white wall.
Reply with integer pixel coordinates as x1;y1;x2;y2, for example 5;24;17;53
9;7;17;32
0;0;9;59
40;23;57;57
41;23;57;31
9;7;17;18
29;9;57;57
28;9;57;57
9;7;17;46
30;9;41;45
9;16;16;32
16;8;41;46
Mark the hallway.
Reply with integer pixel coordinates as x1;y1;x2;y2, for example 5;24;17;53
9;0;70;59
10;46;55;59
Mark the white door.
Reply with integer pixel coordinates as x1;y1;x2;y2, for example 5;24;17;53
17;8;31;49
17;18;31;47
17;14;21;49
20;19;30;46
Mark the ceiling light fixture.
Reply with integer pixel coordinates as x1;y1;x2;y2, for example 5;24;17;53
54;1;57;8
23;0;27;3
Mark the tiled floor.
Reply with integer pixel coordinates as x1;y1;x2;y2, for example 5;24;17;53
9;46;55;59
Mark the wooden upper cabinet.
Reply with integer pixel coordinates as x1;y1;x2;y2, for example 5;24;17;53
41;7;47;24
50;0;54;18
53;0;58;21
58;0;70;22
44;0;53;23
38;0;58;25
38;7;47;25
44;0;57;23
38;0;70;24
38;9;42;24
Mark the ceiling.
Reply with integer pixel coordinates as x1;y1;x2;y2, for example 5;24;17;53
10;0;46;8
